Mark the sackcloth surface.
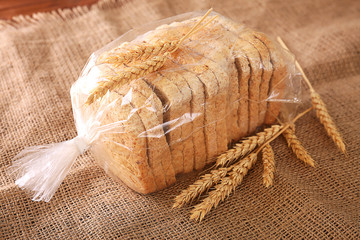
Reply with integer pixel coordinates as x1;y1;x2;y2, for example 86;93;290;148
1;0;359;239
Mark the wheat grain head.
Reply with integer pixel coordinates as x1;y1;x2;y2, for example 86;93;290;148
262;144;275;187
215;125;282;167
282;128;315;167
99;41;178;67
85;54;167;105
172;167;230;208
190;153;258;222
311;91;346;154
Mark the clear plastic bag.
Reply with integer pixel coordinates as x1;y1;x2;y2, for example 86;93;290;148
9;10;302;201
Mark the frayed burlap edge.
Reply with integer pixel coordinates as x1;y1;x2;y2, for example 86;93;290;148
0;0;131;30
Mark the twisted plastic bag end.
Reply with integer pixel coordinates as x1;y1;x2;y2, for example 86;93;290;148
8;136;89;202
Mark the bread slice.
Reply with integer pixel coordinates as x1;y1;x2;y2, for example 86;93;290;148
239;31;273;126
116;79;176;189
207;18;248;143
190;64;219;161
142;73;185;175
158;64;195;174
190;19;239;147
175;68;207;170
142;23;214;171
252;32;287;124
179;20;234;157
215;18;262;136
131;23;198;175
235;56;251;139
236;39;262;134
158;22;221;161
91;91;158;194
204;61;231;157
148;18;238;160
184;18;241;147
179;45;231;161
225;60;242;143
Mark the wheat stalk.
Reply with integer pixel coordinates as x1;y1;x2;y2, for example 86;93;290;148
311;91;346;154
277;37;346;154
190;153;258;222
282;128;315;167
262;144;275;187
215;125;282;167
173;167;230;208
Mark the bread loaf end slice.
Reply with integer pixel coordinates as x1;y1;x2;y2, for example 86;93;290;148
91;91;158;194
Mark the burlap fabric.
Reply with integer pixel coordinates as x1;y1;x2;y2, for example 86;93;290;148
1;0;359;238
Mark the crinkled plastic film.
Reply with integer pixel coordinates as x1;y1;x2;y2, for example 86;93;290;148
10;10;302;201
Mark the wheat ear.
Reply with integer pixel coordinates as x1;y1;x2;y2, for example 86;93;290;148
85;54;167;105
100;41;178;66
179;108;313;222
277;37;346;154
86;10;217;105
311;91;346;154
99;9;216;67
190;153;258;222
215;125;282;167
173;167;230;208
174;124;287;208
282;128;315;167
262;144;275;187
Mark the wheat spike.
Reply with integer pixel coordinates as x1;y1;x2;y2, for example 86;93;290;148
311;91;346;154
262;144;275;187
98;9;216;67
100;41;178;67
277;37;346;154
282;128;315;167
215;125;282;167
178;108;313;222
86;9;217;105
173;167;230;208
85;54;167;105
190;153;258;222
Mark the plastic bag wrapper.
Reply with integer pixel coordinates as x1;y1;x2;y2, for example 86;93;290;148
9;10;303;201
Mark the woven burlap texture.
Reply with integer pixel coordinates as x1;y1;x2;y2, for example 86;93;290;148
1;0;359;239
